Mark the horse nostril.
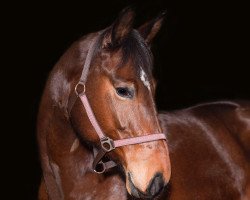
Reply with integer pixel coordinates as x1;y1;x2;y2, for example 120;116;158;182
147;173;164;196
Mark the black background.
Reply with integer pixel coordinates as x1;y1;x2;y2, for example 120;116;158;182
5;0;249;199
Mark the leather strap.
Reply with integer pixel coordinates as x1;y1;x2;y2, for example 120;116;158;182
92;148;117;174
114;134;166;147
68;32;102;114
79;93;106;139
92;133;166;173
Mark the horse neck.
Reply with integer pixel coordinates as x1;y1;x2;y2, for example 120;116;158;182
47;35;95;116
38;36;98;181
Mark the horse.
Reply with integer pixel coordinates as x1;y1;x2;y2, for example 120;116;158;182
37;8;250;200
37;8;171;200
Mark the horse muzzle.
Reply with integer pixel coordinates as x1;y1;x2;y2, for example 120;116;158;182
128;172;165;198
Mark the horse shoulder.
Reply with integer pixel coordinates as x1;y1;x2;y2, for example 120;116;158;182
158;100;250;199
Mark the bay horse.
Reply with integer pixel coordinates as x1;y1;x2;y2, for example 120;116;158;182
37;8;250;200
37;8;170;200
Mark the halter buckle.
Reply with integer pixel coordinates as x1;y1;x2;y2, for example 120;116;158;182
74;81;86;96
101;137;115;152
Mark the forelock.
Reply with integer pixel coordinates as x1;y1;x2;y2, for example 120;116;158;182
120;30;153;74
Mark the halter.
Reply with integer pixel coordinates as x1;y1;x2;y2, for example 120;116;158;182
68;32;166;173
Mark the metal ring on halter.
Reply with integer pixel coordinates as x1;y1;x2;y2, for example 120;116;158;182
101;137;115;152
74;81;86;96
94;161;106;174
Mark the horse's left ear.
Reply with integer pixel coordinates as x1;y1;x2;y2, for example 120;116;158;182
137;11;166;44
102;7;135;49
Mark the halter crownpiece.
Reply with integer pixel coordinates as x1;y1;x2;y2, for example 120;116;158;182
68;31;167;173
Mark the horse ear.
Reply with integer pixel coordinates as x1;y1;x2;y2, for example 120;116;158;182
137;11;166;44
102;7;135;49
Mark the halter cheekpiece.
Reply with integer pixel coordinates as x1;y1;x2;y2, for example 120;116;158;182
68;32;167;173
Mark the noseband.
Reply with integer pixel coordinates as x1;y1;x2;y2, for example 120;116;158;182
68;32;166;173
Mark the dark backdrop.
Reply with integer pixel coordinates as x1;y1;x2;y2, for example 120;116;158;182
7;0;249;199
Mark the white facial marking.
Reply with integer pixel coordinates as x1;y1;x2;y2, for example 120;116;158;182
140;67;151;91
70;138;79;153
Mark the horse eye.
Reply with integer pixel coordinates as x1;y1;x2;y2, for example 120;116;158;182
115;87;134;99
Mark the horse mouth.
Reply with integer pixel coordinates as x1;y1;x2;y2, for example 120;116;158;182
130;188;164;199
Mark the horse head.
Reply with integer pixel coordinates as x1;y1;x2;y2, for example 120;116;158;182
69;8;171;199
